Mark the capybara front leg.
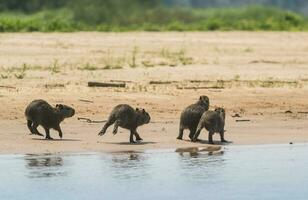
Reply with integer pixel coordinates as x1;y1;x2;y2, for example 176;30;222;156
208;132;214;144
44;128;53;140
220;131;228;143
129;131;136;143
55;125;63;139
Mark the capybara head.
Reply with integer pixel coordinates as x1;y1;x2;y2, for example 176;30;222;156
215;107;226;120
135;108;151;126
56;104;75;118
198;95;210;110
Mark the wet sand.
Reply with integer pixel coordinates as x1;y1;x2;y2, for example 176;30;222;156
0;32;308;154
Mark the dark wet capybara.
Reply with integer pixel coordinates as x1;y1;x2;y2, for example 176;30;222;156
177;96;210;140
25;99;75;140
98;104;151;143
192;107;227;144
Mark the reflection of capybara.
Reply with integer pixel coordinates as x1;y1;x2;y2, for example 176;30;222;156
98;104;151;143
192;107;227;144
25;100;75;140
177;96;210;140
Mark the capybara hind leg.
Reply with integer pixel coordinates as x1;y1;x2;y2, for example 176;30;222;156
27;120;34;134
134;131;143;141
189;128;196;140
112;120;121;135
192;129;201;142
177;127;184;140
32;122;44;136
98;120;113;136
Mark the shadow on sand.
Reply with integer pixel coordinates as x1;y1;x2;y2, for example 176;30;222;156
182;139;233;145
31;138;81;142
104;141;156;145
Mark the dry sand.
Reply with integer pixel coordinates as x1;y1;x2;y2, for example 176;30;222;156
0;32;308;154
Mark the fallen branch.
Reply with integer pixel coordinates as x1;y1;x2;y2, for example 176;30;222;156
149;81;176;85
236;119;251;122
78;117;107;123
298;112;308;114
110;79;134;83
250;60;280;64
88;82;126;88
177;86;224;90
0;85;16;89
78;99;94;103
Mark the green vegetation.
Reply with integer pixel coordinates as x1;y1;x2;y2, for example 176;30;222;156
0;4;307;32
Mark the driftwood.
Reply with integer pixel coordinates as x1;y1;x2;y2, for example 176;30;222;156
0;85;16;89
110;79;134;83
250;60;280;64
236;119;251;122
177;86;224;90
78;99;94;103
149;81;176;85
88;82;126;88
298;112;308;114
78;117;107;123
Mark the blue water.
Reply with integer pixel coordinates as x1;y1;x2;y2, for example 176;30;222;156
0;144;308;200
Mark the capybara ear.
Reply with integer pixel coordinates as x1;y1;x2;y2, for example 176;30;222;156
142;109;145;113
199;96;203;100
56;104;64;109
136;108;139;111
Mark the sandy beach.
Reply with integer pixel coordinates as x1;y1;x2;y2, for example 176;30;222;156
0;32;308;154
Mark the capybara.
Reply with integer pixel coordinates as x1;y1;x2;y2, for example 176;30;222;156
98;104;151;143
25;99;75;140
192;107;227;144
177;96;210;140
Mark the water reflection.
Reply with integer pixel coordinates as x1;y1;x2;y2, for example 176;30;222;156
24;154;68;178
108;152;150;180
175;147;226;181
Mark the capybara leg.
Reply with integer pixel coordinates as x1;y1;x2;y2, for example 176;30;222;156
32;122;44;136
177;127;184;140
220;131;228;143
208;132;214;144
98;120;113;136
55;125;63;139
189;128;196;140
27;120;34;134
112;120;121;135
129;132;136;143
192;129;201;142
44;128;53;140
134;131;143;141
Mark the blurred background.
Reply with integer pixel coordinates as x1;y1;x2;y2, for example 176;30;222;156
0;0;307;31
